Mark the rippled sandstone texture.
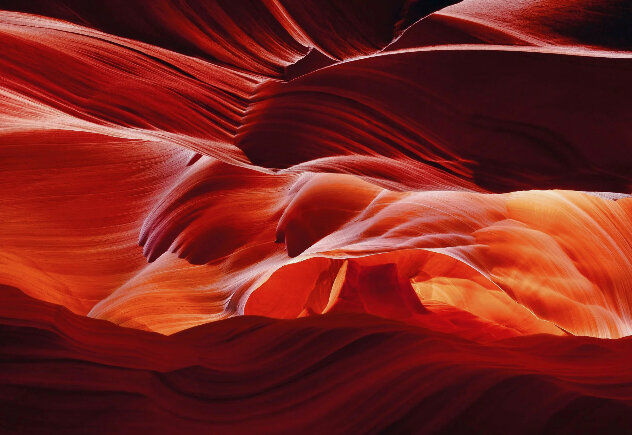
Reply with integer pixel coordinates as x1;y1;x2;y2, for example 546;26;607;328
1;0;631;433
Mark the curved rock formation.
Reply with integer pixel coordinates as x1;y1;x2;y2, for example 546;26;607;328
1;0;632;432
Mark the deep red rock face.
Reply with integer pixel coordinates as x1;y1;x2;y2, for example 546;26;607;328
1;1;631;433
